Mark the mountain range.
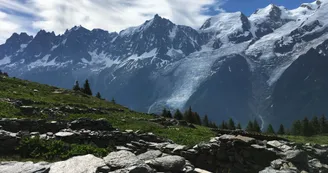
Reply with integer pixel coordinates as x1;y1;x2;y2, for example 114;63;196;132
1;0;328;128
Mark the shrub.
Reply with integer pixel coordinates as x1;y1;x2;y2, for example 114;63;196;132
17;137;111;161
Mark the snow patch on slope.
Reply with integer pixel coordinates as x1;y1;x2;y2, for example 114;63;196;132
164;42;250;110
201;12;245;43
126;48;158;61
28;54;58;69
86;50;120;68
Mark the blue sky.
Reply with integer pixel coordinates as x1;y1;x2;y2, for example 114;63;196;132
0;0;317;44
221;0;314;15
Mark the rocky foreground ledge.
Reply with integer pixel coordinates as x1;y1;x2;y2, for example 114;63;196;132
1;118;328;173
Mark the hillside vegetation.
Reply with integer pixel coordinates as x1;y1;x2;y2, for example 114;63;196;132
0;75;214;146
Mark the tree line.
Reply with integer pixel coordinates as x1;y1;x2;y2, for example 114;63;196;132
161;106;218;128
0;70;9;77
289;115;328;136
72;79;115;103
72;79;327;137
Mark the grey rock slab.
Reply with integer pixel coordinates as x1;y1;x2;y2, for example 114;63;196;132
194;168;212;173
49;154;105;173
108;164;154;173
146;155;186;172
54;131;74;137
0;161;50;173
285;150;308;164
103;150;143;170
137;150;162;161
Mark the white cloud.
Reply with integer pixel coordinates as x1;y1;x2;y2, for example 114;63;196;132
0;0;226;44
0;11;20;43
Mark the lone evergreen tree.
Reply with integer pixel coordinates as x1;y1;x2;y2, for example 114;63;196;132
174;109;183;120
246;121;254;132
277;124;285;135
311;115;320;135
202;115;209;127
73;81;80;91
266;124;275;134
236;123;242;130
96;92;101;99
228;118;236;130
111;97;116;104
82;79;92;95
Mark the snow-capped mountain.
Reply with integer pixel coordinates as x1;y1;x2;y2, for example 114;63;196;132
1;0;328;127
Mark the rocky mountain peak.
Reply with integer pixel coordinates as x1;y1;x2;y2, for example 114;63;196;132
5;32;33;45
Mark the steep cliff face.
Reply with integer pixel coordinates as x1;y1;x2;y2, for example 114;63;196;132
271;40;328;126
1;0;328;126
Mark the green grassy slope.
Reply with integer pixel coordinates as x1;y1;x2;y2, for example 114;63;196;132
283;135;328;145
0;76;215;146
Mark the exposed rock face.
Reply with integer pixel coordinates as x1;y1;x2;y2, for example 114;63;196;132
0;161;50;173
103;151;144;170
137;150;162;161
49;154;105;173
3;1;328;127
146;155;186;172
1;119;328;173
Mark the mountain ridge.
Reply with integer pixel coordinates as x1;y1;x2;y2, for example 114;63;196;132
1;0;328;127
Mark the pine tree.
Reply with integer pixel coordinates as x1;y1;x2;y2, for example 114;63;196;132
202;115;209;127
174;109;183;120
161;108;168;118
246;121;254;132
183;106;193;123
219;121;228;129
253;119;261;133
82;79;92;95
236;123;242;130
193;112;201;125
266;124;275;134
277;124;285;135
311;115;320;135
208;121;218;128
228;118;236;130
291;120;302;135
167;110;172;118
302;117;314;136
96;92;101;99
73;81;81;91
320;115;327;134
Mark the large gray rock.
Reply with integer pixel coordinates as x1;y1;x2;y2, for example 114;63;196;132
146;155;186;172
194;168;212;173
0;161;50;173
137;150;162;161
108;165;154;173
103;151;143;170
285;150;308;165
49;154;105;173
259;167;298;173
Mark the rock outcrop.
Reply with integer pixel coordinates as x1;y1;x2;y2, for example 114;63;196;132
1;118;328;173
